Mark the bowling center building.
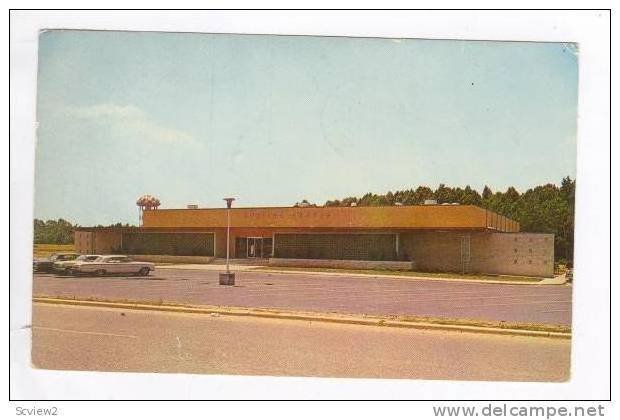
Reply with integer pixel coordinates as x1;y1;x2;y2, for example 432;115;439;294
75;204;554;277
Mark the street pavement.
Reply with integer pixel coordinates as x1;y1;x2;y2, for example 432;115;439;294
31;303;571;381
33;268;572;326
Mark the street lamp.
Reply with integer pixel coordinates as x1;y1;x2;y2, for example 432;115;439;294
219;197;236;285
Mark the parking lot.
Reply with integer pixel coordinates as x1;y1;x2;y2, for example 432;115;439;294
32;267;573;326
31;302;570;381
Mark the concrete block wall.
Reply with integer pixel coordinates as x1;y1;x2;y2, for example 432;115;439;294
400;231;554;277
471;233;554;277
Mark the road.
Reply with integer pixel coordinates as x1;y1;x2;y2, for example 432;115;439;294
33;268;572;326
31;303;570;381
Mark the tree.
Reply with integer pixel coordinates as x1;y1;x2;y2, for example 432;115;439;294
294;199;317;208
317;178;576;262
434;184;453;204
461;185;482;205
482;185;493;200
412;186;434;204
340;196;358;207
33;218;75;244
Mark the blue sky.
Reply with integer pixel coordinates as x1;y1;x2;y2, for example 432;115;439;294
35;31;578;225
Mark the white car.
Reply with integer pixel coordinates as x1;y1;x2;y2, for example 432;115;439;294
54;254;101;274
73;255;155;276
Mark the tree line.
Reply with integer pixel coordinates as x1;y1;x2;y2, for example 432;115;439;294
33;219;76;245
33;220;135;245
315;177;575;262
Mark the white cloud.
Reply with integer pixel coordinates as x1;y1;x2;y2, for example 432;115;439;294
63;103;198;146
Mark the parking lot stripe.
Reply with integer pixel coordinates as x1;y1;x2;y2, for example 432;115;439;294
33;326;137;339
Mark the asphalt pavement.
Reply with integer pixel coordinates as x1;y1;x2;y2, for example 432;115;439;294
33;268;572;326
31;303;571;381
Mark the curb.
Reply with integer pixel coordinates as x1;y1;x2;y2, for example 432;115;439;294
33;297;571;339
155;265;548;285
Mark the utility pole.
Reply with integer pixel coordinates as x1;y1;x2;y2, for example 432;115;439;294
219;197;236;285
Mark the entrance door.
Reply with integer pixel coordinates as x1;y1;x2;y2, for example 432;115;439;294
247;237;263;258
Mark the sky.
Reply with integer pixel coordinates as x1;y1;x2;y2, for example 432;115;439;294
34;30;578;226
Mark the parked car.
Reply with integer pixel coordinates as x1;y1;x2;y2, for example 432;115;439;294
54;254;101;274
33;253;80;273
72;255;155;276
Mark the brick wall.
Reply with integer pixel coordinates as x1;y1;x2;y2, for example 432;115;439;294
400;231;474;273
81;231;122;254
74;231;93;254
121;232;215;256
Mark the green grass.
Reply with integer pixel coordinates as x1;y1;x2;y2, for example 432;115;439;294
396;314;570;334
253;266;543;283
33;243;75;258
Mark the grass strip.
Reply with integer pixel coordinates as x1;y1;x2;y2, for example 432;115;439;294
254;266;542;283
33;295;570;336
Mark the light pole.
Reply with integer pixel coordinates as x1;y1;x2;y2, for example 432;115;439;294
219;197;236;285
